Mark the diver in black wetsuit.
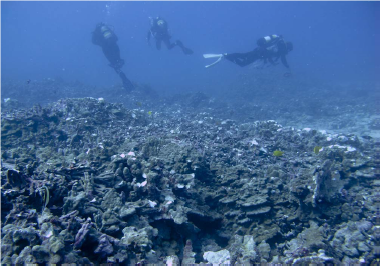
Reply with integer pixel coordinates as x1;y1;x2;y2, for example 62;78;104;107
92;22;134;91
147;16;193;55
204;35;293;76
226;35;293;76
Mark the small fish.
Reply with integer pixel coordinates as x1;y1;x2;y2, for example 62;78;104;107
39;186;49;211
148;111;152;116
314;146;322;154
135;101;142;107
273;150;284;157
26;79;31;85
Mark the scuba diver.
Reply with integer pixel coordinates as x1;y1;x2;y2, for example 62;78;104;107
92;22;134;91
203;34;293;77
147;16;194;55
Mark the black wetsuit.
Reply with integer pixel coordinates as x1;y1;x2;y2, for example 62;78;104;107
147;17;193;55
225;38;290;69
92;23;134;91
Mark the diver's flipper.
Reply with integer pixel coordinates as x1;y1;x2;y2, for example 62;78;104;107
182;47;194;55
203;54;224;68
119;71;134;92
176;40;194;55
203;54;223;59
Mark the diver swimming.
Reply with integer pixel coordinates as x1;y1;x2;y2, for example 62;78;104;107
147;16;194;55
203;34;293;77
92;22;134;91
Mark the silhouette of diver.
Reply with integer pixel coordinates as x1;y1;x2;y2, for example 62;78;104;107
147;16;193;55
92;22;134;91
204;34;293;77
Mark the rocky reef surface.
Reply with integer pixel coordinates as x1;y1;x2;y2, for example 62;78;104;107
1;78;378;264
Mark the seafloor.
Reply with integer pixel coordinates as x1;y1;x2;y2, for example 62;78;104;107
1;75;378;265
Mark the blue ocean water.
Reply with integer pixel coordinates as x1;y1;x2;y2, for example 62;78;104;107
1;3;379;264
1;1;379;94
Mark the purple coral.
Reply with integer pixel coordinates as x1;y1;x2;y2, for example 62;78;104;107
74;218;92;249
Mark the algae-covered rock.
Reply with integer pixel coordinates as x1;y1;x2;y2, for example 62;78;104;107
228;234;257;264
119;205;137;220
120;226;158;252
94;234;114;257
246;206;271;216
14;246;36;264
31;245;50;263
330;221;369;258
203;249;231;265
237;235;257;264
257;240;271;260
62;191;87;214
1;90;375;264
169;205;190;224
240;195;268;207
49;236;65;254
12;226;41;251
284;221;326;257
1;243;13;258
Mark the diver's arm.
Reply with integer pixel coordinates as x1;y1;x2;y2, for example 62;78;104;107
278;41;290;69
281;55;290;69
92;31;101;45
147;30;152;45
281;55;293;77
91;33;97;45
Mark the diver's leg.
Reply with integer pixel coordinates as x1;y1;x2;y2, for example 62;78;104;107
103;43;124;68
224;50;259;67
174;40;194;55
156;39;162;50
163;38;176;50
118;71;134;92
111;44;124;68
102;46;115;66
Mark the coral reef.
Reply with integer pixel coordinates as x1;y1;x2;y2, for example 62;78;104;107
1;78;377;264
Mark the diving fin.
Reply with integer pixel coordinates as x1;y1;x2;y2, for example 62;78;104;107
119;71;134;92
203;54;224;59
176;40;194;55
203;54;224;68
182;47;194;55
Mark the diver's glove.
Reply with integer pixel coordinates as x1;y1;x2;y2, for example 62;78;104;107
203;53;226;68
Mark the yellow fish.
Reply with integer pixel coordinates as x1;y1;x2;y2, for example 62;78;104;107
314;146;322;154
273;150;284;157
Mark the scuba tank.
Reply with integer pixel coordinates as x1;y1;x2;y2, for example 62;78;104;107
100;25;113;39
157;19;165;27
257;34;280;48
155;17;167;30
